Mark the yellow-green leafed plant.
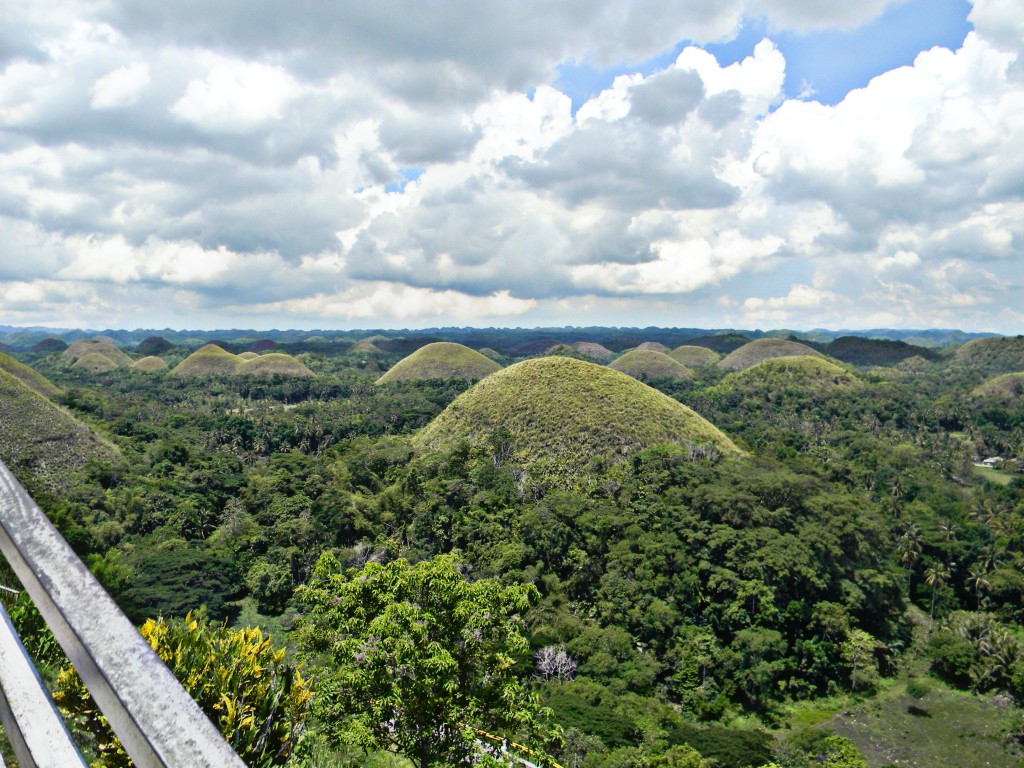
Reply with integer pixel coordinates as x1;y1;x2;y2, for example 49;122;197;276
54;611;311;767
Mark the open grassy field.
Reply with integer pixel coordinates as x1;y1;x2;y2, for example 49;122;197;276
827;680;1021;767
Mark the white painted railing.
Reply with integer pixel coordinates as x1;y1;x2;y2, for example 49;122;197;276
0;460;246;768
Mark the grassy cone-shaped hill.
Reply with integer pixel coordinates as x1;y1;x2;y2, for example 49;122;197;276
415;357;740;488
377;342;501;384
172;345;313;378
62;340;132;368
971;372;1024;404
609;349;693;381
237;352;260;360
572;342;615;361
0;352;62;399
717;357;861;395
131;356;169;373
238;353;314;378
72;352;120;373
0;370;120;492
718;338;823;372
136;336;174;356
669;345;721;367
171;344;240;376
954;337;1024;375
636;341;669;352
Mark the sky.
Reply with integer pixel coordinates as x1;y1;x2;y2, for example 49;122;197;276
2;0;1024;332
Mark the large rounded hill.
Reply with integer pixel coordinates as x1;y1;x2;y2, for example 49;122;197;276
954;337;1024;375
415;357;741;488
971;372;1024;404
716;357;861;396
609;349;692;380
718;338;823;372
376;342;501;384
171;345;313;378
0;369;119;492
669;345;721;367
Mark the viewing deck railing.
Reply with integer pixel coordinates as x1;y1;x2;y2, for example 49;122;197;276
0;460;246;768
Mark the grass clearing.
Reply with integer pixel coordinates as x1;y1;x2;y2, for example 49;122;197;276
826;680;1021;768
973;465;1017;486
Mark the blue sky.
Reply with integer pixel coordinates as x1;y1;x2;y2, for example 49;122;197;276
557;0;974;110
2;0;1024;332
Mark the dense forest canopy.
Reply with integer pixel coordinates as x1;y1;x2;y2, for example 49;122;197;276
1;326;1024;767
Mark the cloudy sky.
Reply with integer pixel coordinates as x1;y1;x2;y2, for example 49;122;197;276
2;0;1023;332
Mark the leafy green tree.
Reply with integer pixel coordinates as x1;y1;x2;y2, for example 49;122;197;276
55;611;311;767
295;553;550;767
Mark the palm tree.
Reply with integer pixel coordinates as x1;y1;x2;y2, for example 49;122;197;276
966;568;991;612
924;563;950;628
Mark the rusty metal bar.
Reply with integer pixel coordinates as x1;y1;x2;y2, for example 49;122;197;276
0;461;246;768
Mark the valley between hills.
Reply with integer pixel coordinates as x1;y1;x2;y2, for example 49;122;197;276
1;325;1023;768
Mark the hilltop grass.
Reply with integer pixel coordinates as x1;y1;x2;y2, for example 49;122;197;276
0;369;120;492
716;356;862;394
954;336;1024;375
171;344;314;378
608;349;693;381
718;338;824;372
72;352;120;373
971;372;1024;402
415;356;741;489
131;356;169;372
238;353;314;378
0;352;62;399
669;345;721;367
572;341;615;361
376;342;501;384
62;340;132;367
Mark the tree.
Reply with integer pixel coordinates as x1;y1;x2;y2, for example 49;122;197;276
294;553;550;768
55;611;311;767
924;563;950;628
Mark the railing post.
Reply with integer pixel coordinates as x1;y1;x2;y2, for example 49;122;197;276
0;461;246;768
0;600;88;767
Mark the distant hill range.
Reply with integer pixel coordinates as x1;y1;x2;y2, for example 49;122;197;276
0;324;1003;357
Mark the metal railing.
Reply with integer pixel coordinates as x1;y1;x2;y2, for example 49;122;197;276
0;460;246;768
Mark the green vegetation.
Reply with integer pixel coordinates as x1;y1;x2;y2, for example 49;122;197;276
55;611;311;766
713;357;861;400
415;356;741;488
296;554;548;767
637;341;670;352
971;372;1024;403
718;339;823;372
7;325;1024;766
823;336;938;367
376;342;501;384
669;345;721;367
953;336;1024;375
